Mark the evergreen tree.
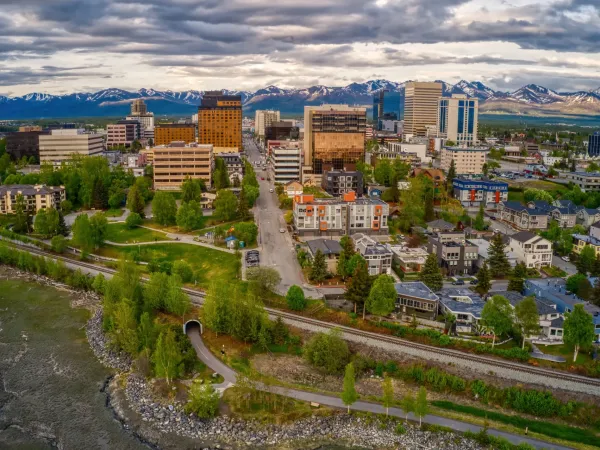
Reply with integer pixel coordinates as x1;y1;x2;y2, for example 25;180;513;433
419;253;443;292
340;235;355;258
475;261;491;296
57;210;68;236
446;160;456;196
127;183;146;218
488;233;511;278
309;249;328;284
181;175;202;203
414;386;429;427
382;376;394;417
591;277;600;307
512;262;527;279
34;208;49;236
341;363;358;413
237;186;251;221
507;277;524;293
92;177;108;209
345;260;372;318
13;194;31;233
591;255;600;277
336;250;349;280
473;203;485;231
424;191;435;222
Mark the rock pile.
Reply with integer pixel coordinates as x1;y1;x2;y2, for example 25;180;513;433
86;309;132;372
124;374;483;450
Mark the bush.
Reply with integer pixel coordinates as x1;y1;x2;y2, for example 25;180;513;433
286;285;307;311
51;235;68;253
395;423;406;435
185;383;220;418
125;212;142;229
303;329;350;374
172;260;193;283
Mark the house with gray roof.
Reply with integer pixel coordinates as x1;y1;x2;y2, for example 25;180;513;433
306;239;343;272
352;233;392;276
426;219;455;233
497;201;549;230
437;288;485;332
508;231;552;269
577;207;600;228
394;282;439;320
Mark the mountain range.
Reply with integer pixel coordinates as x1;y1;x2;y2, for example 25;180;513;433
1;80;600;120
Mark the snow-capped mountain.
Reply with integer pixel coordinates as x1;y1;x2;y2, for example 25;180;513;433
1;80;599;119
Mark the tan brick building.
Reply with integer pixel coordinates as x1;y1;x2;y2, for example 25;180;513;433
0;184;66;214
404;82;443;137
154;124;196;146
198;91;242;153
153;142;213;190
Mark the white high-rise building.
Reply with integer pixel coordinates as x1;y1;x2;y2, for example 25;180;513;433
254;110;281;139
39;129;104;165
269;145;301;185
437;94;479;145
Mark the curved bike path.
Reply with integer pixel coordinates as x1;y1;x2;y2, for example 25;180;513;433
185;326;572;450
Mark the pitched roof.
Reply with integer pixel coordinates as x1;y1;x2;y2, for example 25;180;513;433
501;201;546;215
394;282;439;300
497;291;557;315
427;219;454;230
306;239;342;256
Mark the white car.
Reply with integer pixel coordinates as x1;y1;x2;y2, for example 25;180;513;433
562;256;570;262
269;188;274;193
279;228;286;233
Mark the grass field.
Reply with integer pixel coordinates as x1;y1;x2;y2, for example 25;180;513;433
432;400;600;447
96;243;239;286
142;217;211;235
105;223;171;243
506;179;569;194
104;208;124;218
537;343;593;365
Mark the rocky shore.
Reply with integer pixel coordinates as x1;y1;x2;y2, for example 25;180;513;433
84;303;484;449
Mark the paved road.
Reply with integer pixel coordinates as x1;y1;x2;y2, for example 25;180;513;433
552;255;576;276
244;137;321;298
185;326;570;450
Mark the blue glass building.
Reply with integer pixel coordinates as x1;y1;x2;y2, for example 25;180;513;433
589;131;600;157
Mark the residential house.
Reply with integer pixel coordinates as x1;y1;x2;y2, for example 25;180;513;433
353;233;393;275
411;168;446;197
284;181;303;198
394;282;439;320
577;208;600;228
293;192;389;237
572;233;600;257
426;219;455;234
497;201;549;230
306;239;343;272
427;231;479;276
200;192;216;209
591;221;600;240
387;245;428;274
526;200;577;228
438;288;485;333
500;291;563;341
219;152;245;184
524;278;600;341
508;231;553;269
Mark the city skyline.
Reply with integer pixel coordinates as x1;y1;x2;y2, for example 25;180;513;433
0;0;599;96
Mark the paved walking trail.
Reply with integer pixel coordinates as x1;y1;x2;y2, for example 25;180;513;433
185;325;572;450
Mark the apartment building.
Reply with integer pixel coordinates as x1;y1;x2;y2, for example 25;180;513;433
387;245;428;274
254;110;281;139
497;201;549;230
588;131;600;157
0;184;65;214
218;152;244;184
452;178;508;208
526;200;577;228
198;91;242;153
153;142;213;190
437;94;479;145
18;126;42;132
39;129;104;164
321;170;363;197
440;146;487;175
6;130;48;161
562;172;600;192
508;231;552;269
266;139;301;157
383;142;430;164
107;120;141;148
394;282;439;320
139;148;154;164
352;233;393;275
403;82;443;137
154;124;196;146
269;146;301;185
427;231;478;276
303;104;366;185
293;191;389;237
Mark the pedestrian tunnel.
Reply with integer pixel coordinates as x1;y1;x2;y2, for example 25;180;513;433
183;319;203;335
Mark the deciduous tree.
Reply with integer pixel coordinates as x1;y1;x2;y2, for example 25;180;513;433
214;189;238;221
481;295;514;347
152;328;182;385
185;383;220;418
303;329;350;374
400;391;415;422
125;212;142;229
89;212;108;249
286;285;306;311
515;296;539;349
152;192;177;226
577;245;596;275
176;200;203;231
341;363;358;413
564;304;595;362
181;176;203;203
382;376;394;416
414;386;429;426
366;274;396;318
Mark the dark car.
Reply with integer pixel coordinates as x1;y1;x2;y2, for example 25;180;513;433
452;279;465;286
470;279;479;285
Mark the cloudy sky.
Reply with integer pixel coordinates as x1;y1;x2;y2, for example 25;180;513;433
1;0;599;96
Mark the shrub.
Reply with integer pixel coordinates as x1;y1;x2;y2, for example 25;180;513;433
51;235;68;253
303;329;350;374
286;285;307;311
172;260;193;283
395;423;406;435
125;212;142;229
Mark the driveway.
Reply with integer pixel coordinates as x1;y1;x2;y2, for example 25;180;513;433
552;255;576;276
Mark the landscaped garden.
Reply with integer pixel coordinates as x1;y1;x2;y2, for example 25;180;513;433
105;222;171;243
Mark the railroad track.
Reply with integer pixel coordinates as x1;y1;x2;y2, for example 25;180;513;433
9;240;600;389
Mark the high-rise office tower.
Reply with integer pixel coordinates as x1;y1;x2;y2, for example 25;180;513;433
131;99;148;115
303;105;366;184
437;94;479;145
198;91;242;153
404;82;443;137
373;90;402;129
589;132;600;158
254;110;281;139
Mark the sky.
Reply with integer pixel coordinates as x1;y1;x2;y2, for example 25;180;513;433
1;0;599;96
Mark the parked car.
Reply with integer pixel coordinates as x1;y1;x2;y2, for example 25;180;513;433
452;279;465;286
279;228;286;233
470;279;479;285
562;256;570;262
269;188;274;193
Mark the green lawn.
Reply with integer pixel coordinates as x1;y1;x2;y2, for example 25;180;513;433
105;223;171;243
507;191;524;202
537;343;593;365
432;400;600;447
104;208;124;218
96;243;240;287
143;217;211;235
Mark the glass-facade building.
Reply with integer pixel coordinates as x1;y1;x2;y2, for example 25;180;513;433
437;94;478;145
372;90;402;129
589;132;600;157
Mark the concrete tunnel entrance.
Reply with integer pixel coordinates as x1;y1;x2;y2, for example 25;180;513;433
183;319;203;335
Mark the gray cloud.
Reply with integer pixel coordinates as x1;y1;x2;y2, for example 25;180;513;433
0;65;112;86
